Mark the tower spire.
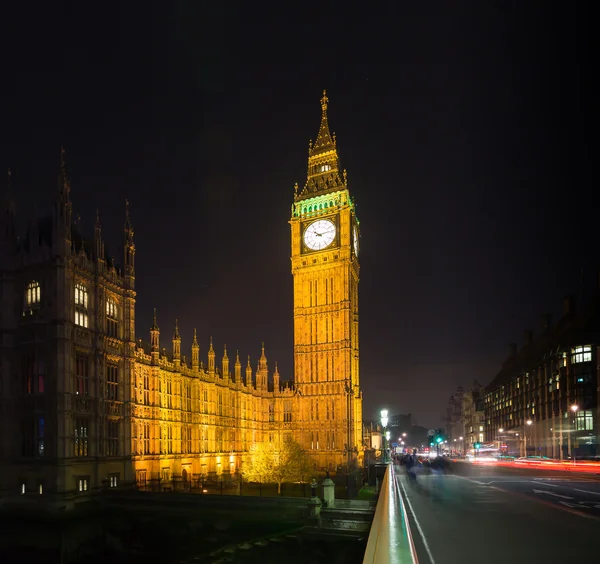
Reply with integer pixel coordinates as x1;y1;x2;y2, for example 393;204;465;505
300;90;343;197
312;90;334;152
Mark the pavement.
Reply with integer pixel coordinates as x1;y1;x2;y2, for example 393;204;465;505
395;462;600;564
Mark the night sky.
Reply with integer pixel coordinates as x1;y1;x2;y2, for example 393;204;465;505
1;2;593;427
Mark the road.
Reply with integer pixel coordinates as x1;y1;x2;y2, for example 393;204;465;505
395;462;600;564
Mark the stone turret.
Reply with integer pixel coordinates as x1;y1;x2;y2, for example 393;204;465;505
150;309;160;365
222;345;230;380
191;328;199;371
246;355;253;388
173;319;181;368
234;350;241;383
208;337;215;374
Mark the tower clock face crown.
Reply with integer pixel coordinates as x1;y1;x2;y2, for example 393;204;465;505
304;219;336;251
353;225;359;257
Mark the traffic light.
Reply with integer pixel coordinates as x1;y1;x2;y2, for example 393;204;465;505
474;442;481;449
435;436;443;444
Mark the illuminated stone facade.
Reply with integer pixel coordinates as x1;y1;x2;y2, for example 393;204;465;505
0;93;362;506
290;91;363;469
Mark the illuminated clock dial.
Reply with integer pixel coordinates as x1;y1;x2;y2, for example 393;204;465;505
353;225;359;257
304;219;336;251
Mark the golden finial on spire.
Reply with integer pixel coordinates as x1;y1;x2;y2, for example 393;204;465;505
321;89;328;112
192;328;198;346
152;308;158;329
174;318;179;339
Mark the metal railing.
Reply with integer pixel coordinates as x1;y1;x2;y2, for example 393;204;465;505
362;464;418;564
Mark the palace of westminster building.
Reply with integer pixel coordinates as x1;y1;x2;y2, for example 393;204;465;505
0;92;363;505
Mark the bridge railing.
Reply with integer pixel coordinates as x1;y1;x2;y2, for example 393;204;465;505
362;464;418;564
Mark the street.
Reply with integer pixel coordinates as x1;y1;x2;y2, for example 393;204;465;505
396;462;600;564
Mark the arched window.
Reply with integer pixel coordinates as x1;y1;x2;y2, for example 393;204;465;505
26;281;41;307
106;297;118;338
74;283;88;328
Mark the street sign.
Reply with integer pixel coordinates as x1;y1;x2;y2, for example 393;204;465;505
392;442;398;447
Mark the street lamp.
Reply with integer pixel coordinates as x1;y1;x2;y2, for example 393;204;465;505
380;410;389;462
525;420;532;458
498;428;504;453
570;404;579;463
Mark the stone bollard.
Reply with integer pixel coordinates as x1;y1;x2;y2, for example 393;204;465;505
321;470;335;508
307;478;322;525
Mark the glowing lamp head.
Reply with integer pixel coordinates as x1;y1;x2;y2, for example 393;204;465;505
570;404;579;412
385;431;391;441
380;409;389;428
498;428;504;433
526;420;533;426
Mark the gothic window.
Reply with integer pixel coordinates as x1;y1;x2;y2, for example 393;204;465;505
269;403;274;422
284;401;292;422
217;392;223;416
167;425;173;454
202;388;208;414
75;419;89;456
143;423;150;454
106;420;119;456
186;382;192;411
74;283;89;328
143;370;150;405
106;297;118;338
25;281;41;308
133;422;138;454
186;425;193;454
106;364;118;400
166;379;173;408
75;355;88;396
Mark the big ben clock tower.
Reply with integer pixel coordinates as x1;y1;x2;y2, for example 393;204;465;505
290;91;363;470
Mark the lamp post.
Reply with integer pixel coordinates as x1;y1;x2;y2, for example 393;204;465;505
380;410;389;463
570;404;579;463
498;428;504;454
386;431;391;462
525;420;532;457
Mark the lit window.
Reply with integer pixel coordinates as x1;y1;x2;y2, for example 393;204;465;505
571;346;592;364
106;298;118;337
38;484;43;495
109;474;119;488
21;483;26;495
26;281;41;307
576;411;593;431
74;283;88;328
75;419;89;456
78;477;89;492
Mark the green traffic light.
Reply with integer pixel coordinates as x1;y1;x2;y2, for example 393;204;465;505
436;437;443;443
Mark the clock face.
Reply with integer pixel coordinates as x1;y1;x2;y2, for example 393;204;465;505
304;219;336;251
353;226;359;257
